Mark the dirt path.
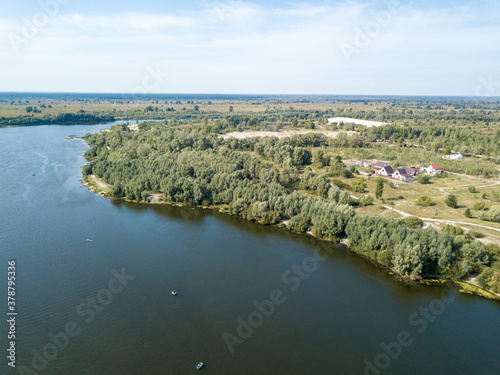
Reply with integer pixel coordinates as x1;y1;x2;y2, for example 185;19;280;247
91;175;110;190
382;205;500;233
436;179;500;196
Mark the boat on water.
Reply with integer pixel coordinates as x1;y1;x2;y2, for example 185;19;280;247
171;291;177;296
86;239;94;242
196;363;204;370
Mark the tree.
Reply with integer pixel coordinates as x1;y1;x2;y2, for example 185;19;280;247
445;194;458;208
464;208;472;218
194;105;199;111
375;179;384;199
229;106;234;112
25;106;33;113
416;195;434;206
352;178;366;193
404;216;423;229
417;174;430;184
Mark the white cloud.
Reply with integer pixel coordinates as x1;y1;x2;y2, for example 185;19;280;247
1;1;500;95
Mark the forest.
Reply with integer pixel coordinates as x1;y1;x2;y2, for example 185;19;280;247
83;121;500;293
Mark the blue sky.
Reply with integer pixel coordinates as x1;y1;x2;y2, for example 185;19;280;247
1;0;499;95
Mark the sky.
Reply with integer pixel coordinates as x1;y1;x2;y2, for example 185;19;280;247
1;0;499;96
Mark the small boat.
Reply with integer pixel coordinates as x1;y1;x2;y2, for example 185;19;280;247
32;174;36;176
171;291;177;296
196;363;204;370
86;239;94;243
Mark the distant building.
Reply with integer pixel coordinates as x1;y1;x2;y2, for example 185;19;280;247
399;166;419;176
375;166;394;177
445;153;463;160
373;161;388;170
427;164;443;175
393;169;415;182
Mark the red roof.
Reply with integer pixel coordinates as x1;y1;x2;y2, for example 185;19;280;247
430;164;442;170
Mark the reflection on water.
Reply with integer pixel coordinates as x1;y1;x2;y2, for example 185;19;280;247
0;124;498;375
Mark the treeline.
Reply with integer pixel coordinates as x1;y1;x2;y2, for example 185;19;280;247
0;112;115;126
82;122;497;284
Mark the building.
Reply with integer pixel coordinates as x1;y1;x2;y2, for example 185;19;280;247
392;169;415;182
427;164;443;175
375;166;394;177
373;161;388;170
448;153;463;160
400;167;417;176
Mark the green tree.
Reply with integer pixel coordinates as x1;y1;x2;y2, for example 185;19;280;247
417;174;430;184
375;179;384;199
404;216;423;229
352;178;367;193
464;208;472;218
445;194;458;208
416;195;434;206
25;106;33;113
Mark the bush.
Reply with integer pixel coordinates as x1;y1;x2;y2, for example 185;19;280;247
352;178;367;193
331;179;351;191
468;185;477;193
445;194;458;208
479;209;500;223
404;216;423;229
468;230;484;238
417;174;430;184
472;202;486;211
416;195;434;206
442;224;464;236
464;208;472;218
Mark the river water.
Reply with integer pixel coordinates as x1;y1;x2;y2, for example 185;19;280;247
0;123;498;375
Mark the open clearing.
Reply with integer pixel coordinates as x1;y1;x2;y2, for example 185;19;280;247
328;117;387;127
220;130;357;139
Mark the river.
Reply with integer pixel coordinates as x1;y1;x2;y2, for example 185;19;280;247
0;123;499;375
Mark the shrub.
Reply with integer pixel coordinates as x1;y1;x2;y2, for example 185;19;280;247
445;194;458;208
468;230;484;238
404;216;423;229
472;202;486;211
417;174;430;184
468;185;477;193
479;209;500;223
442;224;464;236
416;195;434;206
464;208;472;218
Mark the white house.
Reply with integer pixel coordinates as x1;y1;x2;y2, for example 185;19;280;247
427;164;443;175
449;153;463;160
392;169;415;182
375;166;394;177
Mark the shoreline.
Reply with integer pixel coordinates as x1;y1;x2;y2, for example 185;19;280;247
81;174;500;302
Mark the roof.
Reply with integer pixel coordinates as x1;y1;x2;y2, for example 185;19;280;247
374;161;387;168
397;169;412;178
383;166;394;174
430;164;443;170
402;167;415;174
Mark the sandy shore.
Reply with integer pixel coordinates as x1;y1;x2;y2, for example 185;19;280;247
219;130;357;140
328;117;387;127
